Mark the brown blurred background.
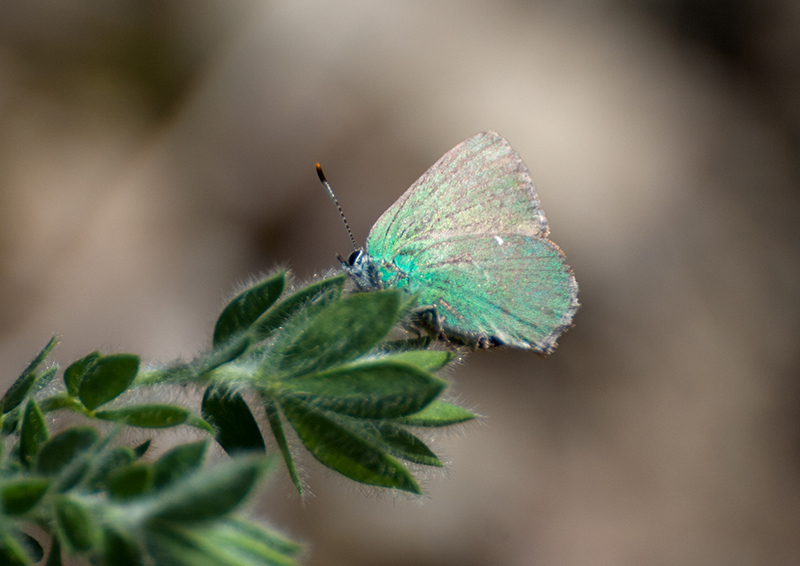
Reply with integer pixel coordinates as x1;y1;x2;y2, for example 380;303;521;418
1;1;799;565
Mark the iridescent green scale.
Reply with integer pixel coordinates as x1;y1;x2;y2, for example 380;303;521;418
343;131;578;353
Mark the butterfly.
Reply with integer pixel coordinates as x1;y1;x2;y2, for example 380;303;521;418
324;131;578;353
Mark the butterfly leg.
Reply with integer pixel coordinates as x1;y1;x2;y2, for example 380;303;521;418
409;305;464;349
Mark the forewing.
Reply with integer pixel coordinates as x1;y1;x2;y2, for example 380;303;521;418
367;131;548;260
398;233;579;353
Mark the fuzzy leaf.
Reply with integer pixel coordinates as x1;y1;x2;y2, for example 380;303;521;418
202;386;265;455
147;455;269;523
276;290;402;376
63;352;101;398
86;447;136;492
2;336;57;414
280;396;420;493
19;398;49;467
214;272;286;346
144;520;301;566
79;354;140;411
102;528;143;566
1;477;50;515
204;519;303;565
380;335;433;352
0;534;29;566
108;463;154;500
251;274;346;341
1;407;21;435
45;536;62;566
153;440;208;489
226;517;303;557
38;395;84;414
264;400;301;494
94;404;191;428
33;365;59;394
381;350;454;372
279;360;446;418
0;529;44;565
197;339;251;374
37;426;98;476
55;496;95;552
398;400;476;427
133;439;152;459
369;422;442;467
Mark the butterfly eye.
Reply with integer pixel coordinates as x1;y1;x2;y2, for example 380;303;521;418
346;250;362;267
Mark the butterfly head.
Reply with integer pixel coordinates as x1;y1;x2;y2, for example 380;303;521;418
339;248;382;291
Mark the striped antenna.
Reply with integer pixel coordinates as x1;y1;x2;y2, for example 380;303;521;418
316;163;357;252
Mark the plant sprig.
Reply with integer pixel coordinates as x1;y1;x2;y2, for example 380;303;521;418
0;270;476;565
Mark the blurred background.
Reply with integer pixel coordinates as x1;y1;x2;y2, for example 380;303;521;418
1;1;798;565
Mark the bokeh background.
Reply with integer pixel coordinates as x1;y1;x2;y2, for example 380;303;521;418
1;1;799;565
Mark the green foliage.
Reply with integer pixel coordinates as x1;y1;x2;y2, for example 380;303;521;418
78;354;140;411
201;386;266;455
1;336;57;415
63;352;101;398
1;478;50;515
213;272;287;346
0;270;477;565
19;399;48;467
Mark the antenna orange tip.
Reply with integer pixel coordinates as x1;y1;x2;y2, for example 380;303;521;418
315;163;327;182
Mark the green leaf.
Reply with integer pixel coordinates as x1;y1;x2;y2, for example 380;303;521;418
33;365;59;394
94;404;190;428
2;407;21;435
154;440;208;489
38;394;85;414
86;446;136;492
1;477;50;515
79;353;140;411
55;496;95;552
0;534;29;566
37;426;98;476
380;335;433;352
381;350;454;372
45;536;62;566
226;518;303;558
186;413;215;434
108;463;154;500
280;396;420;493
202;386;265;455
0;529;44;565
397;400;476;427
2;336;57;414
197;338;252;374
204;519;303;566
141;524;212;566
251;274;346;341
276;290;402;376
214;272;286;346
19;398;49;467
264;400;302;494
102;528;143;566
369;422;442;467
144;520;301;566
64;352;101;398
279;360;446;419
133;439;152;459
147;455;270;523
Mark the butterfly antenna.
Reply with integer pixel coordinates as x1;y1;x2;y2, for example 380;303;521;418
316;163;358;252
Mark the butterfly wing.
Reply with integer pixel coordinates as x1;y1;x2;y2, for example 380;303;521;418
365;131;578;352
367;131;549;260
385;233;578;352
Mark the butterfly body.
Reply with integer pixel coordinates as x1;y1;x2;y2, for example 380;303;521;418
341;131;579;353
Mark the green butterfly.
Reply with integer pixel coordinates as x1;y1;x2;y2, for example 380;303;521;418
330;131;578;353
